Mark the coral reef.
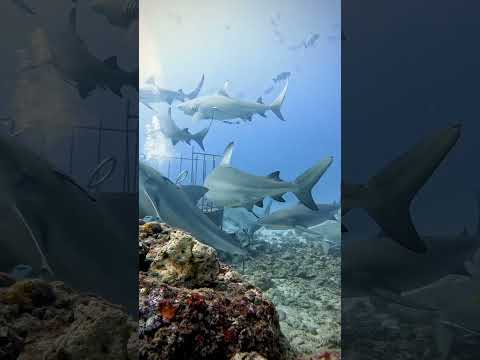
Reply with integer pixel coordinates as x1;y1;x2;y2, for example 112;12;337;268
138;221;295;360
232;228;341;356
0;278;137;359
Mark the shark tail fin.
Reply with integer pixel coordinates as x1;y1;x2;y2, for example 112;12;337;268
191;127;209;151
343;124;461;253
293;156;333;211
269;80;288;121
187;74;205;99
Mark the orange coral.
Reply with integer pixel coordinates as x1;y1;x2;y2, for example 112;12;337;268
158;302;177;321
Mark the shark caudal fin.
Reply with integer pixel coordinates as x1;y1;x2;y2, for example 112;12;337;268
187;74;205;100
343;123;461;253
191;127;209;151
270;80;288;121
293;156;333;211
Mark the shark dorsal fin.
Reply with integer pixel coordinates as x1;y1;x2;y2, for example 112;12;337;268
257;96;264;104
267;171;282;181
104;56;118;69
217;81;230;97
220;142;234;166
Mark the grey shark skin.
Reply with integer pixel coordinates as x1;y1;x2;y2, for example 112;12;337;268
33;4;138;99
139;161;247;256
256;202;339;233
140;74;205;106
343;123;461;253
204;142;333;211
91;0;139;29
0;134;138;315
148;108;209;151
177;80;288;122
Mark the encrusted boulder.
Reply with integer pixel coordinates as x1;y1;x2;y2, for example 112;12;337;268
0;279;137;359
138;222;295;360
142;223;220;288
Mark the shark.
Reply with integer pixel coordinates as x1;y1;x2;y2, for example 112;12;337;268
90;0;139;29
147;108;210;151
256;201;340;234
342;124;480;313
0;133;138;315
176;80;289;122
342;123;461;253
139;161;247;256
29;3;138;99
203;142;333;212
140;74;205;106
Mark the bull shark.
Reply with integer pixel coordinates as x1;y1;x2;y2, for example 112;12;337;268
256;201;340;234
139;161;247;256
176;80;289;122
204;142;333;212
0;133;138;315
140;74;205;106
90;0;139;29
30;3;137;98
343;123;461;253
147;108;210;151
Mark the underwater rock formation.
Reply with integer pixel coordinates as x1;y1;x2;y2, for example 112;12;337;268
0;278;137;359
138;221;295;360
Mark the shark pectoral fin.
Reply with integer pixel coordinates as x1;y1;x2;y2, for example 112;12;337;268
255;199;264;208
181;185;208;205
367;204;427;253
12;204;54;277
172;138;179;146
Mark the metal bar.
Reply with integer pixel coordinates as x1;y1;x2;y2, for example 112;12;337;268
75;125;136;133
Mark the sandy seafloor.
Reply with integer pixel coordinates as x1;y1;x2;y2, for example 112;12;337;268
224;210;341;356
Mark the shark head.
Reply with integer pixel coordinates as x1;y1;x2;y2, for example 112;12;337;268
177;100;199;115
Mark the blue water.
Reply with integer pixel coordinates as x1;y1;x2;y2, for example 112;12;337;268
139;0;340;206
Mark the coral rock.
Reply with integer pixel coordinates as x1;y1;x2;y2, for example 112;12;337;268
0;280;137;359
142;223;220;288
139;223;294;360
